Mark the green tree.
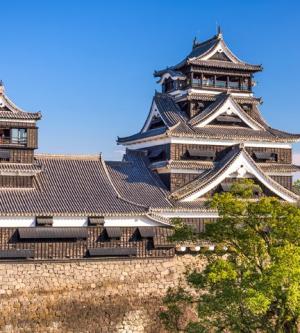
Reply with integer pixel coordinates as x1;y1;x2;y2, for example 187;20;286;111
292;179;300;195
161;179;300;333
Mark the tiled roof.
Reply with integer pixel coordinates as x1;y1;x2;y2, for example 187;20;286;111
189;36;221;58
155;34;262;76
167;200;216;212
117;126;167;144
170;146;299;202
106;150;172;209
0;163;42;173
0;88;42;121
170;146;241;200
152;160;300;174
0;162;42;177
118;93;190;144
188;93;227;126
150;160;214;171
267;127;300;140
156;69;186;83
169;125;300;142
154;92;187;127
184;92;262;105
118;92;300;144
0;155;149;216
0;111;41;120
259;163;300;173
188;93;264;129
187;59;262;71
118;122;300;144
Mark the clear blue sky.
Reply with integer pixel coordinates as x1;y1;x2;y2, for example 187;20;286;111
1;0;300;160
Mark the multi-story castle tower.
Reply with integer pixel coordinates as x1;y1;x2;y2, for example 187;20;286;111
0;84;41;189
0;30;298;261
118;30;300;203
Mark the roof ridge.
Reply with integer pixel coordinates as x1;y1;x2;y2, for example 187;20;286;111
242;149;299;200
101;157;149;211
170;145;242;200
35;153;101;161
193;34;218;49
172;146;299;202
188;92;228;126
106;160;133;165
268;127;300;138
189;93;266;130
138;155;174;207
146;213;170;226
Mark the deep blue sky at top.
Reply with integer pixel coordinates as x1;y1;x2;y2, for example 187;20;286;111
1;0;300;159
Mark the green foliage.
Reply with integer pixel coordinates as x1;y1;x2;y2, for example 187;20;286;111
169;218;196;242
160;179;300;332
293;179;300;195
229;178;262;199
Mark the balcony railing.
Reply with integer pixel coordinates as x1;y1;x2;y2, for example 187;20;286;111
240;84;249;91
0;137;27;146
228;81;239;89
202;79;214;87
215;80;227;88
191;78;250;92
191;78;202;87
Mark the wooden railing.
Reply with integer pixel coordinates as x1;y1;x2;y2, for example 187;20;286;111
0;137;27;145
191;78;251;92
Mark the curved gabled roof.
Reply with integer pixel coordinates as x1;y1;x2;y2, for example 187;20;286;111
118;92;300;144
106;149;172;209
153;92;187;127
0;85;41;120
188;93;265;130
170;145;299;203
118;93;188;144
155;32;262;77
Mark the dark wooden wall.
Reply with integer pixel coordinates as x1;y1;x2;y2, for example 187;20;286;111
270;176;293;190
0;176;33;188
27;128;38;149
171;144;292;164
10;149;34;163
170;173;199;191
0;227;175;260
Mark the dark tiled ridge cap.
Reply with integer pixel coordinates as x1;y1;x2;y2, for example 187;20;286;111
35;153;102;161
187;59;262;71
0;111;41;120
184;93;262;105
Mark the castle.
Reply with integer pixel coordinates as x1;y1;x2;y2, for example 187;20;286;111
0;29;298;260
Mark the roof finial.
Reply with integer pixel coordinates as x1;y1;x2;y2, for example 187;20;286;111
193;36;197;49
217;25;223;39
0;80;4;94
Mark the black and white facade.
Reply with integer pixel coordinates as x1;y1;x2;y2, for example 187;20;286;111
0;31;298;260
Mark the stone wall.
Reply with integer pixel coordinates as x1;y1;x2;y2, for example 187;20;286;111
0;255;205;333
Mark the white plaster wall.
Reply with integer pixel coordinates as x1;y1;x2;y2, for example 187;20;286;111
104;216;163;227
159;211;218;219
0;217;35;227
52;217;88;227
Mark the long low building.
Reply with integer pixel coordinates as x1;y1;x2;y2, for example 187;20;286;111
0;29;298;260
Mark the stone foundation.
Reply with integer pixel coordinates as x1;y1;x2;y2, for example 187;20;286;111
0;255;205;332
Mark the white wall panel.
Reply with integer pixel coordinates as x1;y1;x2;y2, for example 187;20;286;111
52;217;88;227
0;217;35;227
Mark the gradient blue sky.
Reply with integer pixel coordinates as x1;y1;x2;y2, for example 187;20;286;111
1;0;300;160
